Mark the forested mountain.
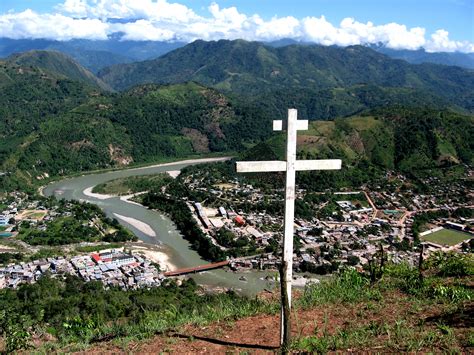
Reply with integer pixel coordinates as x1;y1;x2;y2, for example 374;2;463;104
267;40;474;70
5;50;112;91
97;40;474;112
0;56;272;190
243;108;474;189
375;47;474;70
0;37;186;73
299;109;473;170
3;37;474;74
0;43;473;192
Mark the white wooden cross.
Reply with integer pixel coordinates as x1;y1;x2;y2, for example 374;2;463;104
236;109;342;348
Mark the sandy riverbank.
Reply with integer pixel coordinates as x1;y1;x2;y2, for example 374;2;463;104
119;192;146;206
113;213;156;237
129;245;176;272
83;187;114;200
167;170;181;178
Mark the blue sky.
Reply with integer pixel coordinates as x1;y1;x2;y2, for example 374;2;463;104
184;0;474;41
1;0;473;52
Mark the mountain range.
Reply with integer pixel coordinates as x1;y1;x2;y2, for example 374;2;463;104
97;40;474;113
6;50;111;91
0;37;186;73
0;40;473;191
2;37;474;74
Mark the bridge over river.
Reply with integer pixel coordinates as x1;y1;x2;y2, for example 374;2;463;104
163;254;273;277
163;260;230;277
43;157;275;296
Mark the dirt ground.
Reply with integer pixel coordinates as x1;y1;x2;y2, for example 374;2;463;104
80;292;473;354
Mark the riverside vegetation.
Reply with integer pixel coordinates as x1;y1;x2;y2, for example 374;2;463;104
92;173;173;196
0;252;472;352
14;198;137;246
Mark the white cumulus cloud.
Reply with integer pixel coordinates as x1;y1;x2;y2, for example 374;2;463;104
426;29;474;52
114;19;176;41
0;0;472;53
0;9;109;40
57;0;199;22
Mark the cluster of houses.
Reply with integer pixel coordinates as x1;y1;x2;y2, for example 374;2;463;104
191;201;274;248
0;193;65;232
369;172;472;212
0;249;163;290
182;169;472;274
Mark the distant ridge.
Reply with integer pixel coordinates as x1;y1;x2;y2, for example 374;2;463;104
97;39;474;112
373;46;474;70
0;37;186;73
6;50;112;91
2;37;474;74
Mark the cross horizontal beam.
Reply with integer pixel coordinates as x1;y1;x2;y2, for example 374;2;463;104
273;119;308;131
236;159;342;173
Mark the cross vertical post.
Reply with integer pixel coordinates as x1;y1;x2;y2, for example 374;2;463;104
281;109;297;347
236;108;342;350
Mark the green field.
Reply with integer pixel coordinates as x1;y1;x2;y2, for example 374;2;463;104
421;228;472;246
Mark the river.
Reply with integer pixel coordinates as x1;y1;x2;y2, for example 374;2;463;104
43;158;277;295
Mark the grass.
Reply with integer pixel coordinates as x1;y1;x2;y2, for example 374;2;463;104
292;258;473;353
92;174;172;196
40;291;278;353
347;116;379;131
17;210;47;220
75;243;123;253
293;318;460;352
297;269;382;308
421;228;472;246
6;254;474;353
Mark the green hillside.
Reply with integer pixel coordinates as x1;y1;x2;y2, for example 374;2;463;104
0;59;98;174
7;50;112;91
242;108;473;190
98;40;474;112
0;47;473;192
255;109;473;169
0;58;273;190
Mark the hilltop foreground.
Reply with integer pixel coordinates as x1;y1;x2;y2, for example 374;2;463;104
2;254;471;353
87;269;474;353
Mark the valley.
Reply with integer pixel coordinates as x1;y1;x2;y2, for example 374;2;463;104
0;36;472;353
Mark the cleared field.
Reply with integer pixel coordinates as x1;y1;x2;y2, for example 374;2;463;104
15;210;48;221
421;228;472;246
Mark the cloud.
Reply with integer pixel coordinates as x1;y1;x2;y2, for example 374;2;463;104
114;19;176;41
255;16;301;40
57;0;199;22
0;0;472;53
0;9;109;40
425;29;474;53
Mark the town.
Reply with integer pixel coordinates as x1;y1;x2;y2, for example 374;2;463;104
0;164;473;290
0;248;163;290
176;164;473;274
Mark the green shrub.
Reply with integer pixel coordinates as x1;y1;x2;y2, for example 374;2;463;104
431;285;472;303
383;263;424;295
428;252;474;277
